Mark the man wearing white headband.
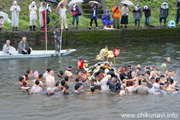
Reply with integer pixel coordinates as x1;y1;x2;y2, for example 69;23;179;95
10;1;20;31
29;1;37;31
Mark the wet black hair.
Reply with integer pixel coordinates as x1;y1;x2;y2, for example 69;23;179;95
27;69;31;74
24;74;28;77
64;85;69;89
46;68;51;73
59;71;63;75
160;75;165;78
145;71;150;76
61;80;65;86
35;80;40;85
75;78;79;82
146;66;150;70
129;81;133;86
74;84;80;90
125;67;130;72
150;77;155;80
155;78;160;83
91;86;96;92
19;77;24;82
164;82;169;86
39;74;43;79
64;76;69;81
23;82;27;86
55;82;60;87
169;79;174;84
160;83;165;87
0;16;3;19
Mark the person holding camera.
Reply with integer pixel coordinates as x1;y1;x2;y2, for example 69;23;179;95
112;3;121;29
10;1;20;31
133;3;142;28
159;1;169;27
29;1;37;31
143;4;151;26
89;4;98;29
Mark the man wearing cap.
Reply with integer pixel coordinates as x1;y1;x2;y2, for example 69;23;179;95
18;37;32;54
58;3;68;30
3;40;12;55
95;73;109;91
54;26;61;53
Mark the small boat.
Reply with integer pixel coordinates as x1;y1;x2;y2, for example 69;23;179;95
0;49;76;59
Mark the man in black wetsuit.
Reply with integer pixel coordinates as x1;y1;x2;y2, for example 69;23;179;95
120;67;132;83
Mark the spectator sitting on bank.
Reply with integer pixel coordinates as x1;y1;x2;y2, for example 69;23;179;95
0;16;4;31
89;4;98;29
176;0;180;24
18;37;32;54
159;1;169;27
133;3;142;28
102;9;113;28
112;3;121;29
121;4;129;28
143;4;151;26
3;40;12;55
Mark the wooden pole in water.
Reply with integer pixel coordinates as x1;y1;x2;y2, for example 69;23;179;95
60;19;63;54
45;10;48;51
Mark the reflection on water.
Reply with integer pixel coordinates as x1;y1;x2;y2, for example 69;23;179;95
0;41;180;120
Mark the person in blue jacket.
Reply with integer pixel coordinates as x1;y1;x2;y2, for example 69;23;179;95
102;9;113;28
89;4;98;29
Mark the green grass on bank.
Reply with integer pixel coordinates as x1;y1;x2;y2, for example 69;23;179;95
1;0;180;30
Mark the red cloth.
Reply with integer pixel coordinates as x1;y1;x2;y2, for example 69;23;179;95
42;10;46;40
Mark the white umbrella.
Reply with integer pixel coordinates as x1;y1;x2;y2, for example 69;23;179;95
88;1;101;8
0;11;8;22
68;0;84;7
121;0;134;6
57;0;68;13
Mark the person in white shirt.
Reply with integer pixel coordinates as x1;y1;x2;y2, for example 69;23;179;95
96;73;109;91
29;1;37;31
58;3;68;30
29;80;42;94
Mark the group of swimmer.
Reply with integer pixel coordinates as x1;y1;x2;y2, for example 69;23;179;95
18;57;179;96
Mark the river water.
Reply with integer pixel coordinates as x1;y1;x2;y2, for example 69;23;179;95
0;41;180;120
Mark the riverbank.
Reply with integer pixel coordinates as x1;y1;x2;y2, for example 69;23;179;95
0;27;179;48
